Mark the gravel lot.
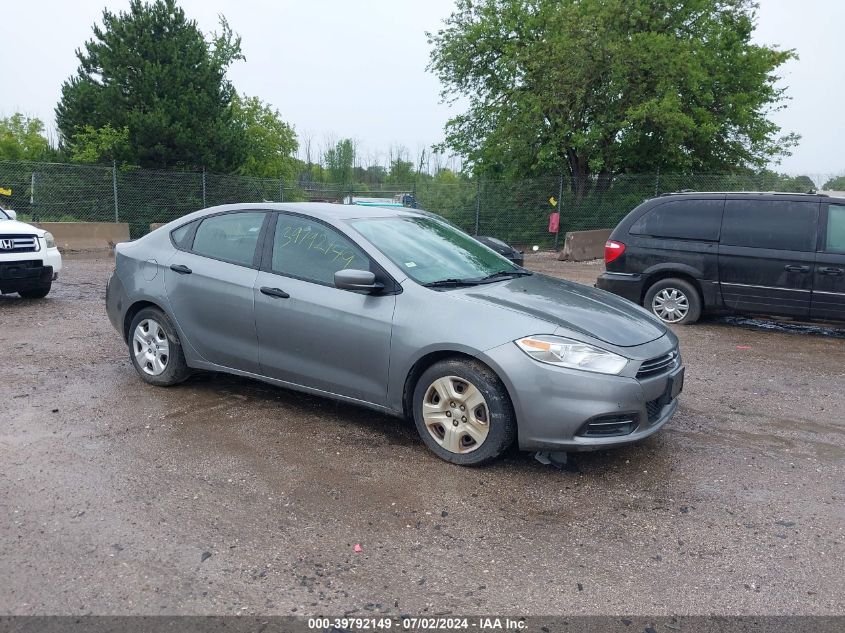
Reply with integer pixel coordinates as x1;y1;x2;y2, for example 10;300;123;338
1;253;843;616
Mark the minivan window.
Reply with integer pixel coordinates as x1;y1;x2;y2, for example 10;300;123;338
192;212;265;266
827;204;845;253
630;199;723;241
721;200;818;252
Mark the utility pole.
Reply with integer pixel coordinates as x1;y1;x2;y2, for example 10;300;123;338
554;170;564;250
112;160;119;222
474;177;481;236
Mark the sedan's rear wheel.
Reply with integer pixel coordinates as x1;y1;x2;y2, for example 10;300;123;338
128;307;191;386
413;359;516;465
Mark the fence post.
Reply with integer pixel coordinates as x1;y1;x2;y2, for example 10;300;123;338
554;170;564;250
112;160;119;223
654;166;660;197
202;167;207;208
474;177;481;235
279;179;284;203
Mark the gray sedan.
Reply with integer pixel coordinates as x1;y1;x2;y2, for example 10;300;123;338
105;203;684;465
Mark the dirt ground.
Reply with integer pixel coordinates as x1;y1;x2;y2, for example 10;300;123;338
1;252;843;616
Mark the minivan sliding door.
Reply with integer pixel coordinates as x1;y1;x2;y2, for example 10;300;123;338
718;199;819;319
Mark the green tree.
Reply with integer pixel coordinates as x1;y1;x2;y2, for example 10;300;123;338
385;158;415;185
232;94;298;179
0;114;54;161
56;0;245;171
429;0;798;200
324;139;355;187
69;124;130;164
822;175;845;191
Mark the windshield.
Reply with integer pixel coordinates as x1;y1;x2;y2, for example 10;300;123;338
351;216;523;286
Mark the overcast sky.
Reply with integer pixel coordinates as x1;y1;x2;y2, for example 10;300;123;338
2;0;843;178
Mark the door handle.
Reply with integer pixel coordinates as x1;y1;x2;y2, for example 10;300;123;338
819;266;844;276
784;264;810;273
169;264;192;275
260;286;290;299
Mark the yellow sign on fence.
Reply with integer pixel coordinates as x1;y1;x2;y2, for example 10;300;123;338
0;187;11;196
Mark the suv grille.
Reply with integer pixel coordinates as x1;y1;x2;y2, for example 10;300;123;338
0;234;39;253
637;350;679;379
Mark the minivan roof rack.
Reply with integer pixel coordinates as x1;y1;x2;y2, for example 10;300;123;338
658;190;828;198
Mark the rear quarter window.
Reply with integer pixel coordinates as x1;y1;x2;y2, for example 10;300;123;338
629;199;723;241
721;200;818;251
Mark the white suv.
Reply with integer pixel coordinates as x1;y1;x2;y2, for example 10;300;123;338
0;207;62;298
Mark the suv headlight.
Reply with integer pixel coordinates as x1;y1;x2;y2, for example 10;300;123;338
515;335;628;375
43;232;56;248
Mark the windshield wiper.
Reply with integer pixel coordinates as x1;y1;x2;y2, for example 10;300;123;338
478;270;533;282
423;278;483;288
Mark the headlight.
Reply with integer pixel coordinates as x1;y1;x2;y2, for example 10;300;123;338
43;232;56;248
515;335;628;375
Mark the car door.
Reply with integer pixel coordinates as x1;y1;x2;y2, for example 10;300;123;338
165;211;269;373
718;198;819;318
253;212;397;405
811;201;845;321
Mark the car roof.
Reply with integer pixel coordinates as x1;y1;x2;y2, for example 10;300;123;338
193;201;427;222
655;191;845;203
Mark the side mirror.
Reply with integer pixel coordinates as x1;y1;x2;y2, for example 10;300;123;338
334;269;384;294
5;209;16;220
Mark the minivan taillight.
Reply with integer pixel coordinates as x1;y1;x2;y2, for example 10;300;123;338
604;240;626;264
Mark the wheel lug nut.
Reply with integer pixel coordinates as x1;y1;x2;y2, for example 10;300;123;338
461;416;467;422
450;402;456;408
446;411;451;417
452;420;459;427
460;405;465;411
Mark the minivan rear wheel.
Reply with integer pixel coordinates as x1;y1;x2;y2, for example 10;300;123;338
644;278;702;325
412;358;516;466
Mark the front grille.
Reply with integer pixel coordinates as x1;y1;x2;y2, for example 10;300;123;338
578;414;638;438
0;260;43;280
646;398;664;423
637;350;679;379
0;234;39;253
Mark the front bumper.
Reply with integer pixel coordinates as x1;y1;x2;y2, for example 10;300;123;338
0;261;55;293
596;272;644;304
481;336;683;452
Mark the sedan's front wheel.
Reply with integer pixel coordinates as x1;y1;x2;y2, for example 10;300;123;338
128;307;191;386
412;358;516;465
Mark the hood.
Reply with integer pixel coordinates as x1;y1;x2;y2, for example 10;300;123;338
456;274;666;347
0;218;44;236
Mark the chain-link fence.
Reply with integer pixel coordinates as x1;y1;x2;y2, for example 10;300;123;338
1;160;840;244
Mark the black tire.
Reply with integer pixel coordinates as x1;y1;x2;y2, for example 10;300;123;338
18;284;51;299
128;307;192;386
644;277;702;325
412;358;517;466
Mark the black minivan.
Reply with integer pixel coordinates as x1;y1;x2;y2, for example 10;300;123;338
596;192;845;324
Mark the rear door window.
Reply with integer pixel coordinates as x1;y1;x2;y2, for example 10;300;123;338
192;212;266;266
825;204;845;253
629;199;723;241
721;200;818;251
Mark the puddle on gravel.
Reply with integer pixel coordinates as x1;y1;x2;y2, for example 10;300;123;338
712;316;845;339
